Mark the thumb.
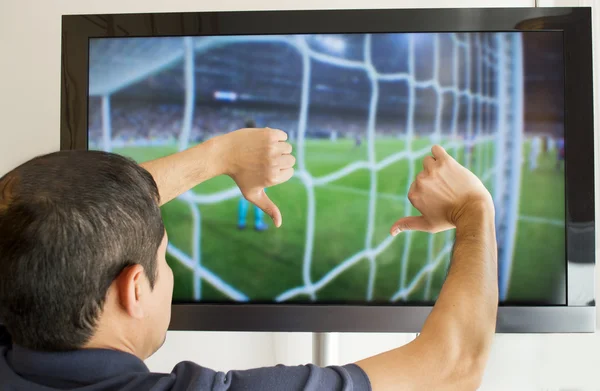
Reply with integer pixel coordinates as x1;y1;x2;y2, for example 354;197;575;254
246;189;283;228
390;216;431;236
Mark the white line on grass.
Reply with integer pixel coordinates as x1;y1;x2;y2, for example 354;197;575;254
518;215;563;227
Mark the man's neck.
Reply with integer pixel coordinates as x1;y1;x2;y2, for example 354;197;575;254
84;324;143;359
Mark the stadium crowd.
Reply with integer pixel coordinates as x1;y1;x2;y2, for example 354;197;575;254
88;99;405;147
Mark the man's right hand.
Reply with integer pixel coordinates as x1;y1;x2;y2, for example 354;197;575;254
390;145;493;236
218;127;295;228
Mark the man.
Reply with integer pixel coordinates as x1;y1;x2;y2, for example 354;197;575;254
0;126;497;390
529;135;541;171
464;132;476;169
556;136;565;171
237;119;269;231
354;132;362;148
546;135;555;152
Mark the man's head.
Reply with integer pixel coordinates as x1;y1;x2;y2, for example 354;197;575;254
0;151;172;359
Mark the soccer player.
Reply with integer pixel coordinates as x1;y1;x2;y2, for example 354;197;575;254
355;132;362;148
529;135;541;171
464;132;475;168
546;135;555;152
556;136;565;171
238;119;269;231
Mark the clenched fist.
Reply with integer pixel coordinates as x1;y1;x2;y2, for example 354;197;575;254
391;145;494;236
219;127;295;228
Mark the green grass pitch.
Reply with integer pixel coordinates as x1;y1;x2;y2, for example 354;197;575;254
113;137;565;305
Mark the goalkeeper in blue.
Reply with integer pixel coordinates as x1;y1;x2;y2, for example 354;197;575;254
237;119;269;232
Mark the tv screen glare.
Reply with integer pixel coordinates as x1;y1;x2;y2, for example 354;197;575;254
62;8;595;332
88;31;565;306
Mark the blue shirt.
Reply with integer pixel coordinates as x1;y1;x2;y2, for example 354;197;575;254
0;326;371;391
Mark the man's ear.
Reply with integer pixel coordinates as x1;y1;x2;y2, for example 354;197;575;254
114;264;146;319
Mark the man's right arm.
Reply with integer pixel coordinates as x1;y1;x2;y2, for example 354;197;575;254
356;146;498;391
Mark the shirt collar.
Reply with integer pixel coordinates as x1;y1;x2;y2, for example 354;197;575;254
8;344;149;385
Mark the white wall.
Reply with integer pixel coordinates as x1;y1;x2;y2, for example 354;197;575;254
0;0;598;390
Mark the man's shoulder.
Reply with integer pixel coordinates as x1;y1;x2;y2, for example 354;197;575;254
168;361;371;391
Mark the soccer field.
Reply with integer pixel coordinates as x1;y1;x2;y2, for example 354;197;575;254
114;137;565;305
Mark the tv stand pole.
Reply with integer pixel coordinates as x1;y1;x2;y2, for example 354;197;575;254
312;332;338;367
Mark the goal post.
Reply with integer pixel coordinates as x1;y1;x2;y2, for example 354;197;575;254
494;33;524;302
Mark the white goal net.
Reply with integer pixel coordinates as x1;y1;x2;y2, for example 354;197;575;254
91;32;524;303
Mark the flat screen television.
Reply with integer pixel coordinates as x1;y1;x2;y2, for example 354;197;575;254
61;7;595;333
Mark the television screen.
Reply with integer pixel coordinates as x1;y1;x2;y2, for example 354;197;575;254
88;31;566;306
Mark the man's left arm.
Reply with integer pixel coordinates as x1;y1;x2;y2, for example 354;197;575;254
141;127;295;227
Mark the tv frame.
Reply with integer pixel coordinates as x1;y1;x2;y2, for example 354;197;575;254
60;7;595;333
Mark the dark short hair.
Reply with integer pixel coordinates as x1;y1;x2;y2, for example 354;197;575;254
245;119;256;128
0;150;165;351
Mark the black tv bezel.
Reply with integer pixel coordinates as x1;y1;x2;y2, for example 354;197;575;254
60;7;595;333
